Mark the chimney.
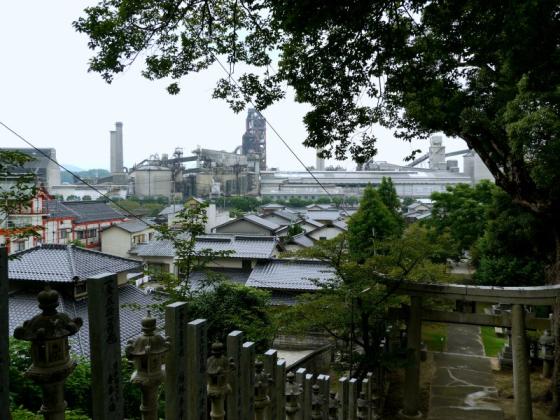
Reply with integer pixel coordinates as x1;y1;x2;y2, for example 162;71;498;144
316;148;325;171
110;122;124;174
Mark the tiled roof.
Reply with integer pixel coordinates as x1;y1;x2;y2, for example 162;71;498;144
273;210;300;223
46;200;78;219
9;244;142;282
302;218;324;228
214;214;281;232
61;201;126;223
159;204;184;216
106;218;155;233
288;233;315;248
305;210;342;222
331;220;348;230
133;234;278;259
243;214;281;230
8;285;160;358
246;259;336;291
189;268;252;290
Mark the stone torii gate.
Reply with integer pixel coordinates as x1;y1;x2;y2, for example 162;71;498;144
389;281;558;420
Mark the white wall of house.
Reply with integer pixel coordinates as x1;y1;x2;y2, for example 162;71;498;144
308;227;345;241
101;227;156;258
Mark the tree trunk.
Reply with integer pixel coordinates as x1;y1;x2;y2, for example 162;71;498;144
548;226;560;416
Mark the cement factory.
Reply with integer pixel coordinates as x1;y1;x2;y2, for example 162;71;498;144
6;109;494;201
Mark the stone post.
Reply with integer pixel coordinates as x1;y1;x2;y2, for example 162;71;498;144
276;360;287;420
13;287;83;420
207;342;231;420
295;368;310;420
186;319;208;420
126;311;170;420
538;330;554;379
285;371;301;420
165;301;189;420
511;304;533;420
400;296;422;418
338;377;349;420
227;331;244;420
0;247;9;419
264;349;278;420
357;392;368;419
254;360;271;420
240;341;256;420
87;273;124;419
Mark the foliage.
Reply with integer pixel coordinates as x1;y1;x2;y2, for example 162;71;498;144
60;168;110;184
153;201;273;347
0;151;40;249
112;198;166;217
377;177;400;215
421;323;447;352
471;189;551;286
68;239;86;248
480;326;507;357
81;195;92;201
347;185;402;261
187;282;274;351
427;181;496;258
9;338;142;418
286;223;304;238
282;229;450;375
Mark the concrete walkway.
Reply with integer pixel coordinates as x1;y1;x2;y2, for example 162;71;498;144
427;324;504;420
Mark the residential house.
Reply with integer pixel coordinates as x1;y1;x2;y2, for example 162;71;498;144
101;218;157;258
213;214;282;236
282;233;315;252
307;220;348;241
47;200;126;249
130;234;279;274
157;197;230;233
7;244;152;357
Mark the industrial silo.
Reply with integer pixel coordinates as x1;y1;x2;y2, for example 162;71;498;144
132;165;172;198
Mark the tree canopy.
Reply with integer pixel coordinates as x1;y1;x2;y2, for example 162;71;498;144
347;184;402;261
75;1;560;221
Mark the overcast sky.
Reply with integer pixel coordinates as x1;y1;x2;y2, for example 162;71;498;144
0;1;467;172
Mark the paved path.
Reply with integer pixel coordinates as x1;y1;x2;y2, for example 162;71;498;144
427;324;504;420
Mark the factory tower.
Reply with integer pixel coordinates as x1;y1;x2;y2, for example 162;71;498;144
110;122;124;174
241;108;267;170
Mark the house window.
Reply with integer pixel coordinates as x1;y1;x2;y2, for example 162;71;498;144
319;236;327;241
148;232;154;241
76;230;85;240
87;228;98;238
13;240;26;252
59;230;68;239
75;281;87;296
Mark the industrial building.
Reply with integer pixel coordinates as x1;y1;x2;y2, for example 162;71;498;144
0;147;60;189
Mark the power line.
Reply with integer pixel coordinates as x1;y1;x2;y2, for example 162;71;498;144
0;120;155;228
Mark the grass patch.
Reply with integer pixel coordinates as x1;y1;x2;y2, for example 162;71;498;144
422;322;447;351
481;326;506;357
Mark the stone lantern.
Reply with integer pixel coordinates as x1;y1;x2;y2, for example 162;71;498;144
126;311;169;420
311;384;323;420
254;359;271;420
285;371;301;420
207;342;232;420
539;330;555;378
328;391;339;420
13;287;82;420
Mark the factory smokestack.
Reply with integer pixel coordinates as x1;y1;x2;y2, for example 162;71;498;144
316;148;325;171
110;121;124;174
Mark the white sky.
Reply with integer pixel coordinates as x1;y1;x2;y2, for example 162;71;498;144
0;1;467;171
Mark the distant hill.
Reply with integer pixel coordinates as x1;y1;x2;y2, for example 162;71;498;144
60;168;111;184
61;164;84;172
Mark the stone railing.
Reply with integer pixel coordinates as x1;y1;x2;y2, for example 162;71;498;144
8;271;387;420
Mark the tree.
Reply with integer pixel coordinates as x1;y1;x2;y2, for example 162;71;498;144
75;1;560;410
471;189;552;287
0;151;40;252
427;181;495;259
347;185;402;261
153;201;273;347
286;223;304;238
282;227;450;376
81;195;92;201
377;177;400;215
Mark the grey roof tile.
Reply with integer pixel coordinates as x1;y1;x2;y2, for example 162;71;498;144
106;218;155;233
61;201;125;223
246;259;336;291
9;245;142;282
288;233;315;248
8;285;160;358
133;234;278;259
